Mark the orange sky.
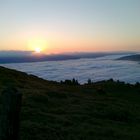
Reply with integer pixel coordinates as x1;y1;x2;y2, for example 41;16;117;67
0;0;140;54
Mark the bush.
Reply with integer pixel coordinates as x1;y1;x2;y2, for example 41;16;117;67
60;79;79;85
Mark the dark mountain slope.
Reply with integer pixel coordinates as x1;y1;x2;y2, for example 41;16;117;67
0;66;140;140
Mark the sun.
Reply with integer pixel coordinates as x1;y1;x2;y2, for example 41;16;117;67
35;47;42;53
28;38;47;54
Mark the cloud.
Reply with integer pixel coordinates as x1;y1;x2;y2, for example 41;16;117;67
1;53;140;84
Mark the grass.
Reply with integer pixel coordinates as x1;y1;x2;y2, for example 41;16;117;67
0;66;140;139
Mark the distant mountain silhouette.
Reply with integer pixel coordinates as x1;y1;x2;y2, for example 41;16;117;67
0;52;134;64
0;52;111;64
117;54;140;61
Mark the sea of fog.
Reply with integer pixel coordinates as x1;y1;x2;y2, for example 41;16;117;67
1;54;140;84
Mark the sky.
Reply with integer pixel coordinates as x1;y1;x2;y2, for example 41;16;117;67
0;0;140;54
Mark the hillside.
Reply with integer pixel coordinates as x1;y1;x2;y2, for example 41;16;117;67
0;66;140;140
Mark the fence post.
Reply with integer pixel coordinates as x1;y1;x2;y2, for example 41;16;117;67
0;87;22;140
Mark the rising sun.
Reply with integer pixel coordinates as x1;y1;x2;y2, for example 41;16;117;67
28;38;47;54
35;47;42;53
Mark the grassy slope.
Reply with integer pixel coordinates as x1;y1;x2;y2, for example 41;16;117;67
0;66;140;140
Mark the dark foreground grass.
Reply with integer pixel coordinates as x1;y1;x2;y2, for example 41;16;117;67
0;66;140;140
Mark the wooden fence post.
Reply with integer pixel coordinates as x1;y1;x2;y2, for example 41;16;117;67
0;87;22;140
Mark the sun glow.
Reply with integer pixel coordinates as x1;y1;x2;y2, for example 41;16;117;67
28;38;47;54
35;47;42;53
